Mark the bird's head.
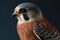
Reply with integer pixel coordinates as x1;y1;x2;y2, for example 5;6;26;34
12;3;43;22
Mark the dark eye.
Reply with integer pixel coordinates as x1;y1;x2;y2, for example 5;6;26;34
19;8;27;13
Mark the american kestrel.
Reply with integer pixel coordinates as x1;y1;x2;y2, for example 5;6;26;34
12;3;60;40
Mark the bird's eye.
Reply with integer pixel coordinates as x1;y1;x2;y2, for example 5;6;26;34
19;8;27;13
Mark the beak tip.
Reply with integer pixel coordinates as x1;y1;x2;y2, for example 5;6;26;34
12;13;16;17
12;13;14;16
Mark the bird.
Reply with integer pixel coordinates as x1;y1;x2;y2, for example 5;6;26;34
12;3;60;40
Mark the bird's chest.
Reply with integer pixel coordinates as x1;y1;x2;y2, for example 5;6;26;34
17;22;39;40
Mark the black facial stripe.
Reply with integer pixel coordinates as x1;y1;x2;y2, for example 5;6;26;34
23;14;29;21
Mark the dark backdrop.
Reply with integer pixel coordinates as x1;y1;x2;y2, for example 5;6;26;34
0;0;60;40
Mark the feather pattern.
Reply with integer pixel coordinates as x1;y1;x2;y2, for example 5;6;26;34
33;18;60;40
33;26;60;40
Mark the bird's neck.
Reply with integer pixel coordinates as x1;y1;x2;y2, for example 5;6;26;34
17;21;39;40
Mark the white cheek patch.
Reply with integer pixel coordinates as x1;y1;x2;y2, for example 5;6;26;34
17;14;26;24
20;14;25;21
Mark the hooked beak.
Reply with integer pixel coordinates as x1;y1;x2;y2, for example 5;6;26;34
12;12;18;17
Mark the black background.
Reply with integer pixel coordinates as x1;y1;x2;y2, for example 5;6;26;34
0;0;60;40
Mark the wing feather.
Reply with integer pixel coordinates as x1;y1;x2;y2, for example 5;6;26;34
33;26;60;40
